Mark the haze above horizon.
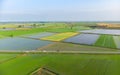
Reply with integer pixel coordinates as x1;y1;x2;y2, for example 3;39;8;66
0;0;120;22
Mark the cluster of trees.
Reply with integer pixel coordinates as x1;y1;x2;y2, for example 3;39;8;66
17;23;45;28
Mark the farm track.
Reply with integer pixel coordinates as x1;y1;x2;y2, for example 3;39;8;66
1;50;120;54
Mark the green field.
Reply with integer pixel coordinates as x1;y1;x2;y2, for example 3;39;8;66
0;23;91;38
94;35;116;48
0;54;17;63
0;35;5;38
113;36;120;49
46;25;91;33
0;28;46;37
0;22;120;75
0;53;120;75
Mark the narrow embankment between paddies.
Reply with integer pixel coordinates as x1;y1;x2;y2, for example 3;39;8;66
1;50;120;55
30;67;59;75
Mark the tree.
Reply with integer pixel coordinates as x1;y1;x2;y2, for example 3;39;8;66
18;25;22;28
67;22;74;30
9;34;14;37
32;24;37;28
2;27;6;29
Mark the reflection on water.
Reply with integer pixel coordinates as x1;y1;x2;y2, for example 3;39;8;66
0;37;52;51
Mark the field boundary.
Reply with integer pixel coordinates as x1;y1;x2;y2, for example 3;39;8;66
30;67;59;75
1;50;120;55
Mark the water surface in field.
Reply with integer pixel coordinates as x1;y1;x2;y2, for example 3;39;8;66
0;28;15;31
64;34;99;45
80;29;120;35
23;32;55;39
0;37;52;51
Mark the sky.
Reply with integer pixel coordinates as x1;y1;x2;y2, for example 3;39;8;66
0;0;120;21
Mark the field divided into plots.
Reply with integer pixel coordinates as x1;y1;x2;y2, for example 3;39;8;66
1;54;120;75
64;34;120;49
41;32;78;41
94;35;116;48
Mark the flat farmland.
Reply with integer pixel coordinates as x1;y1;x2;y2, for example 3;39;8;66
64;34;99;45
41;32;78;41
23;32;56;39
0;22;120;75
94;35;116;48
0;54;18;63
0;37;53;50
80;29;120;35
1;54;120;75
0;35;5;38
113;36;120;49
37;42;117;51
0;28;46;37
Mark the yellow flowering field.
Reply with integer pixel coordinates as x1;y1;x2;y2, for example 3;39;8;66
41;32;79;41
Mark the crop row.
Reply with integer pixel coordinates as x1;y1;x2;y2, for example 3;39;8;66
94;35;116;48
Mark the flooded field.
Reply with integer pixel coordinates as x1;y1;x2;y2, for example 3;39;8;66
23;32;56;39
80;29;120;35
0;28;15;31
0;37;53;51
64;34;99;45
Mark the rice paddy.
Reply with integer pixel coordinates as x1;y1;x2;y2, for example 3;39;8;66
94;35;116;49
113;36;120;49
23;32;56;39
0;22;120;75
41;32;78;41
1;53;120;75
0;37;53;50
64;34;99;45
80;29;120;35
